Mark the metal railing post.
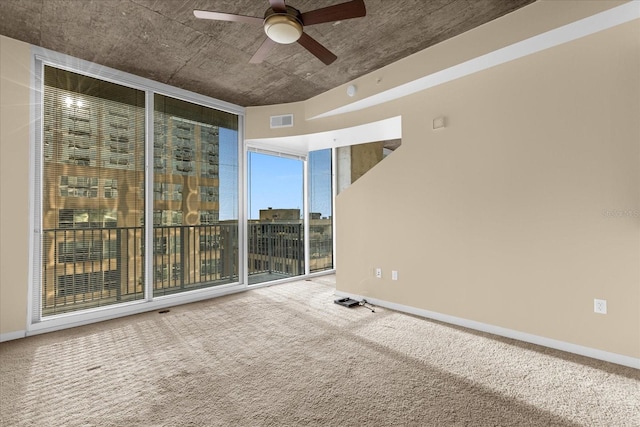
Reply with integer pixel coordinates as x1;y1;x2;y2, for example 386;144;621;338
180;226;185;289
297;223;302;275
267;224;273;274
116;228;122;301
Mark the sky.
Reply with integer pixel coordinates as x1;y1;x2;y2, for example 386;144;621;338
248;152;303;219
218;127;239;220
218;130;332;220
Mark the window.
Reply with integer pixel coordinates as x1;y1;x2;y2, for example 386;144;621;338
57;240;116;263
199;185;218;202
59;176;98;198
153;210;183;226
154;183;183;201
309;149;333;272
103;106;136;170
35;55;241;322
153;236;168;255
171;120;195;176
58;209;118;229
153;93;239;296
201;126;219;178
57;272;107;297
200;210;218;224
200;259;220;275
103;179;118;199
200;234;220;251
40;66;145;316
153;235;180;255
155;265;169;281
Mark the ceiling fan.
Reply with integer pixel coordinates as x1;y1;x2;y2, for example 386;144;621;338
193;0;366;65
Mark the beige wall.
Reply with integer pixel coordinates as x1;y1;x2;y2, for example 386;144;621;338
0;35;31;335
335;18;639;358
247;2;640;360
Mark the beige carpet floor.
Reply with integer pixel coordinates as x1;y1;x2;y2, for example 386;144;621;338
1;275;638;426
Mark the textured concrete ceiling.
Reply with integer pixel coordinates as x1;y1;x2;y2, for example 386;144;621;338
0;0;535;107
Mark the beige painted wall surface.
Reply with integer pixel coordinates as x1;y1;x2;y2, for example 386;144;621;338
0;35;31;335
305;0;630;120
335;20;640;358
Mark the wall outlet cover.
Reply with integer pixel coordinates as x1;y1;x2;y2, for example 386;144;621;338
594;298;607;314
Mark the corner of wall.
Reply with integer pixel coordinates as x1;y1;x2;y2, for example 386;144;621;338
0;35;32;335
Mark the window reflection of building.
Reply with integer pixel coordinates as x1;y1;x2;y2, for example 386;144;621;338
41;66;238;316
42;70;146;314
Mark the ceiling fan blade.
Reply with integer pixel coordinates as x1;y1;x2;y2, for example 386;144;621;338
194;10;263;25
268;0;287;13
300;0;366;26
249;38;277;64
297;32;337;65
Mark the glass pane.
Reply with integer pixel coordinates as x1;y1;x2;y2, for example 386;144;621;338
309;149;333;271
153;94;239;296
41;66;145;316
248;152;304;285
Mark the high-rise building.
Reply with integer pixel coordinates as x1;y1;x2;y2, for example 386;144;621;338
41;66;237;315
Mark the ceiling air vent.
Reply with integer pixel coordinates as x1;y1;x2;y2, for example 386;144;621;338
270;114;294;129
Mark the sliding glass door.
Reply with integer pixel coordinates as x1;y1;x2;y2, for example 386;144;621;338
152;94;239;296
247;151;304;285
40;66;146;315
308;149;333;272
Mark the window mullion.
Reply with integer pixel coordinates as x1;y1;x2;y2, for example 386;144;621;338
303;158;310;276
144;90;154;301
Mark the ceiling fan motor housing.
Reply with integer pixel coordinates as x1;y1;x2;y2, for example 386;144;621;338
263;6;303;44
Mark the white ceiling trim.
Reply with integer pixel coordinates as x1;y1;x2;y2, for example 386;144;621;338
310;1;640;120
245;116;402;155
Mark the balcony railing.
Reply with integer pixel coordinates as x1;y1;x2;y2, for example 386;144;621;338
152;224;239;296
40;222;327;315
42;224;239;314
42;226;145;315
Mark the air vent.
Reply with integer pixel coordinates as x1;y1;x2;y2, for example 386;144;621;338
270;114;294;129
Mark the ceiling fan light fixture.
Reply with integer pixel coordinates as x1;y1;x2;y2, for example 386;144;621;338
264;15;303;44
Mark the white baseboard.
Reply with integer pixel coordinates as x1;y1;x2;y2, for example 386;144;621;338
335;290;640;370
0;330;27;343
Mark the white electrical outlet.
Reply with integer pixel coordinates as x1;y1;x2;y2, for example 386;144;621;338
375;268;382;279
594;299;607;314
392;270;398;280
